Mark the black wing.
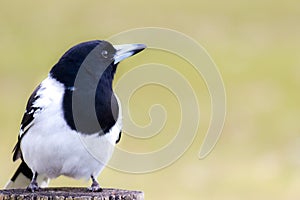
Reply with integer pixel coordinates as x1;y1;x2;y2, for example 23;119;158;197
13;84;42;161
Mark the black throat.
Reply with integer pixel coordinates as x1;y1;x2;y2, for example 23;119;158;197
61;63;119;135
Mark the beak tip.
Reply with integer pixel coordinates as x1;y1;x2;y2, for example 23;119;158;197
138;44;147;50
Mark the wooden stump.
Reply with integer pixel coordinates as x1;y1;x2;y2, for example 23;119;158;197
0;187;144;200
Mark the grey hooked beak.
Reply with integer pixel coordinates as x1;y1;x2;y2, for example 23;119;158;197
113;43;146;64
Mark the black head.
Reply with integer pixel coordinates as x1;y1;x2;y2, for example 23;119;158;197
50;40;146;88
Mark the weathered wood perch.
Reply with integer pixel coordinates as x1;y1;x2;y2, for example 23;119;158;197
0;187;144;200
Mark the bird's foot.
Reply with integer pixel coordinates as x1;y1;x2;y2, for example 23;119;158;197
27;181;39;192
88;175;102;192
88;182;102;192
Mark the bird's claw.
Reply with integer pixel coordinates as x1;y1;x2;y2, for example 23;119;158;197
27;181;39;192
88;182;102;192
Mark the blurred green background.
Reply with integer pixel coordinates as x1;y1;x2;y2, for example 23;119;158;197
1;0;300;199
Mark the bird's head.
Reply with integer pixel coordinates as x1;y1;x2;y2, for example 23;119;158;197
50;40;146;88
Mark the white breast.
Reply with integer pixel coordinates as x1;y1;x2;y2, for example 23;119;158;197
21;76;122;180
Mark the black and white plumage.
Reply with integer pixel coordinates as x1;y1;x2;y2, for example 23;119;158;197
5;40;146;192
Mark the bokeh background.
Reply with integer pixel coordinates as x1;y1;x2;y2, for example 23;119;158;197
1;1;300;199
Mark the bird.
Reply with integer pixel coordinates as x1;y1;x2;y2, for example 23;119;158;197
4;40;146;192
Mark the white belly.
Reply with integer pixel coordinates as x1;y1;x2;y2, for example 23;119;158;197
21;112;120;178
21;124;119;179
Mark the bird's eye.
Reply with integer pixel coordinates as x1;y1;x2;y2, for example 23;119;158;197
101;50;108;58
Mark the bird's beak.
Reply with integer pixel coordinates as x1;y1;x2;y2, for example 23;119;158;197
113;44;146;64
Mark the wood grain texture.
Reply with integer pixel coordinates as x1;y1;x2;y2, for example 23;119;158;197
0;187;144;200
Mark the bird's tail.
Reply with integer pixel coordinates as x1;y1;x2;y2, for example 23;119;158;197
5;162;49;189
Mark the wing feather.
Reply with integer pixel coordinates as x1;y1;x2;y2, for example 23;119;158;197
13;85;41;161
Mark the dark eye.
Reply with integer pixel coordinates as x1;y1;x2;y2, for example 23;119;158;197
101;50;108;58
